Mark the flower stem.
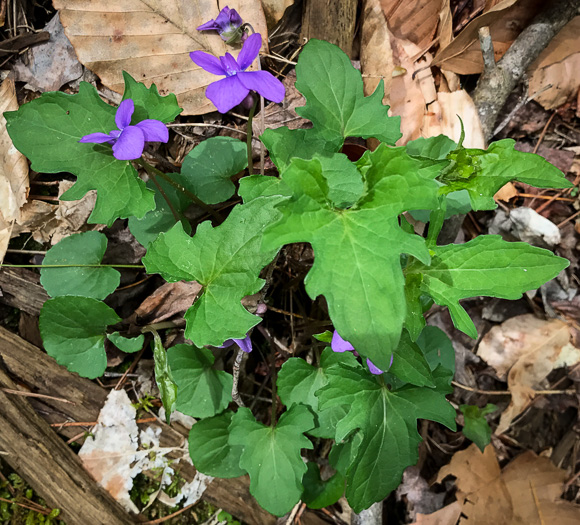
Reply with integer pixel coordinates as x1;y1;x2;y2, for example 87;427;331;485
135;158;223;223
140;161;181;223
246;98;258;176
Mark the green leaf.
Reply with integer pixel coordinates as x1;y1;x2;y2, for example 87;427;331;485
152;332;177;424
167;344;232;418
313;331;333;343
411;235;569;338
416;326;455;378
302;463;345;509
5;82;155;226
460;404;497;452
229;406;315;516
238;174;292;202
39;297;120;379
188;411;246;478
261;40;401;170
389;331;435;387
440;139;573;210
144;197;281;346
263;147;440;370
316;363;456;512
40;231;120;299
329;433;363;476
107;332;144;353
277;348;358;438
121;71;182;123
406;135;457;160
174;137;247;204
128;177;191;247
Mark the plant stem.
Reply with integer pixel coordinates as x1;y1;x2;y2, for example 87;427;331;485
0;264;144;268
246;98;258;175
232;348;246;407
140;161;181;223
135;158;222;223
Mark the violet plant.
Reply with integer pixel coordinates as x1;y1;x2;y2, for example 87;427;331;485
3;35;572;517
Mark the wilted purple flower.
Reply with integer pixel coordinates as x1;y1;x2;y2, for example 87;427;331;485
331;331;390;375
79;99;168;161
220;334;253;353
197;6;247;44
190;33;285;113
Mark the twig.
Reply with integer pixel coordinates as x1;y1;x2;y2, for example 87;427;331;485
1;388;76;405
473;0;580;141
283;501;302;524
478;27;495;75
529;480;546;525
115;346;146;390
533;111;557;154
232;348;246;407
142;502;198;524
452;380;576;396
0;496;52;516
557;209;580;228
50;417;157;428
167;122;247;135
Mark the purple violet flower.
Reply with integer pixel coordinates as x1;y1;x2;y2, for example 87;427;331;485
79;99;168;161
197;6;247;44
220;334;253;353
190;33;285;114
331;331;391;375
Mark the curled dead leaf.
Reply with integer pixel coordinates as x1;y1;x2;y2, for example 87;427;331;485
477;314;580;434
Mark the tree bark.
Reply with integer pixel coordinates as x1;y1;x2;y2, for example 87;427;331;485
473;0;580;141
0;362;137;525
301;0;358;57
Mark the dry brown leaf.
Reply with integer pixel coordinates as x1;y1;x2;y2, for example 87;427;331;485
132;280;203;326
254;70;307;135
477;314;580;433
494;181;517;202
361;0;394;105
12;180;99;244
261;0;293;28
0;76;29;260
528;52;580;110
412;502;462;525
432;0;544;75
422;90;485;148
54;0;268;115
380;0;441;50
434;444;580;525
389;35;427;144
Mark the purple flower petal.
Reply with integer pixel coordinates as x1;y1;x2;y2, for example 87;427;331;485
190;50;226;76
135;119;169;143
196;19;220;31
220;52;240;75
205;76;249;113
112;125;145;160
218;340;235;348
331;331;354;353
228;8;243;27
366;359;383;375
233;335;252;354
79;132;114;144
115;99;134;130
237;71;285;102
237;32;262;71
214;6;232;29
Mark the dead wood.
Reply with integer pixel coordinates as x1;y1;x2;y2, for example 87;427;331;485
301;0;358;57
0;267;48;316
0;327;329;525
0;359;137;524
0;31;50;58
473;0;580;141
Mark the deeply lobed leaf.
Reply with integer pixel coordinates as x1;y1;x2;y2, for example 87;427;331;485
143;196;282;346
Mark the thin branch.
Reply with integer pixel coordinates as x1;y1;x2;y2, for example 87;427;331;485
232;348;246;407
478;26;495;75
